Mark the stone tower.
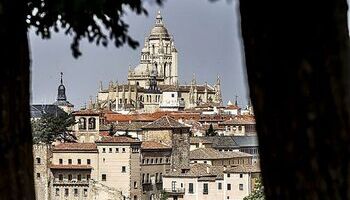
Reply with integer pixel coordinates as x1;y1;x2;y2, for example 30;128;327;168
33;144;52;200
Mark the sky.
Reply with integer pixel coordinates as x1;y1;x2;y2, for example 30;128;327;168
29;0;250;109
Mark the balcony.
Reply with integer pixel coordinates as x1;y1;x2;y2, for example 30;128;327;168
164;188;185;195
53;179;90;186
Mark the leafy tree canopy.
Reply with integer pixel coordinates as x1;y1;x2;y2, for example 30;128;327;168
205;123;217;136
26;0;162;57
243;177;265;200
32;112;76;144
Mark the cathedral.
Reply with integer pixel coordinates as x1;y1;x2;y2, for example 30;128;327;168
94;11;222;113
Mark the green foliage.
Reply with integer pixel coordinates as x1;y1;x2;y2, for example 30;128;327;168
243;177;265;200
26;0;163;58
159;190;169;200
205;124;217;136
32;112;77;144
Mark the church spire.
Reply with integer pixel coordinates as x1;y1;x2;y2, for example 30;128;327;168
57;72;67;101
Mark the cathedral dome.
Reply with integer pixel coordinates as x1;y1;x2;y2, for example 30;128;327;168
150;26;169;37
149;11;171;39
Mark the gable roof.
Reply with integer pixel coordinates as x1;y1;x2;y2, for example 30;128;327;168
142;116;189;129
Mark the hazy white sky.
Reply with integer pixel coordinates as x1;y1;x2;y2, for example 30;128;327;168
29;0;249;109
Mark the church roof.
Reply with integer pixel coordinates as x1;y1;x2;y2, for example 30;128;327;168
31;104;66;118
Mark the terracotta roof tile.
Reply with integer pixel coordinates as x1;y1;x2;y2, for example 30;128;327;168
141;141;172;150
189;137;212;144
189;148;252;160
142;116;189;129
224;164;261;173
53;143;97;152
96;136;141;144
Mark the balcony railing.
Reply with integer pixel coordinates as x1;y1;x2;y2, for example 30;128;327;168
53;179;90;186
164;188;185;194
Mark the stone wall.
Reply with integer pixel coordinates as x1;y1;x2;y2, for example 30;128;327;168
33;144;52;200
171;128;190;169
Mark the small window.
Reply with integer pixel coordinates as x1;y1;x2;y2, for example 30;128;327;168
83;189;88;197
240;173;243;178
203;183;208;194
74;188;78;197
155;158;158;164
227;184;231;190
134;195;137;200
122;166;126;173
55;188;59;196
68;174;72;181
36;157;41;164
171;93;175;98
87;159;91;165
218;182;222;190
134;181;138;189
59;174;63;181
77;174;81;181
146;159;149;164
160;158;163;163
204;161;207;164
87;174;91;180
122;148;126;153
142;159;145;164
59;159;63;164
102;174;106;181
189;183;194;194
65;188;69;197
116;148;119;153
109;148;112;153
78;159;81;165
227;173;230;178
151;159;154;164
36;173;40;179
239;184;244;191
68;159;72;164
102;148;106;153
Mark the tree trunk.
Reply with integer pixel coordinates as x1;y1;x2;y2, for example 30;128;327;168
239;0;350;199
0;0;35;199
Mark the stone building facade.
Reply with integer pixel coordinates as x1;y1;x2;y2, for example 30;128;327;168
140;141;172;200
141;116;191;170
33;144;52;200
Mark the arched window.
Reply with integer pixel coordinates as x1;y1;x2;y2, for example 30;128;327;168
88;118;96;130
79;118;86;130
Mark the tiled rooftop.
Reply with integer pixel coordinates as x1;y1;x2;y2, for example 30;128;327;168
141;141;172;150
224;164;261;173
189;137;212;144
190;148;252;160
53;143;97;152
165;163;223;179
96;136;141;144
142;116;189;129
